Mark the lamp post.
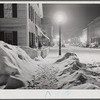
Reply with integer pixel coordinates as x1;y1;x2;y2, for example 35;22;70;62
57;14;63;55
59;22;61;55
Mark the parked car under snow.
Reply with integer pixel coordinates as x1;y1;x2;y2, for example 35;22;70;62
89;42;99;48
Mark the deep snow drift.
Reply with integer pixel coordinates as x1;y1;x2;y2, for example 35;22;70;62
0;41;39;89
53;53;100;89
0;41;100;89
37;52;100;89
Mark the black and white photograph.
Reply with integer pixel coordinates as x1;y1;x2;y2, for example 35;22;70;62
1;2;100;90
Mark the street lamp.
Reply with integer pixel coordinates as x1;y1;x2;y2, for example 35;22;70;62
68;39;71;42
56;14;64;55
56;35;59;40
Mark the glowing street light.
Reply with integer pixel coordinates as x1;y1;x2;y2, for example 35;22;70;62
56;14;64;23
54;12;66;24
56;13;65;55
68;39;71;42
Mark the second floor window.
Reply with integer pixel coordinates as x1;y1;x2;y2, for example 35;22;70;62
0;4;17;18
29;4;34;22
12;4;17;18
4;4;12;18
0;4;4;18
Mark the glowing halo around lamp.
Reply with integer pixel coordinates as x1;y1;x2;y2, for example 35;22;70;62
54;12;66;24
68;39;71;42
54;11;66;55
56;14;64;23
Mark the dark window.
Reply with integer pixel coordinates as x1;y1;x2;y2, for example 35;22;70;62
0;31;17;45
0;31;4;41
35;12;37;24
29;32;35;48
4;32;13;44
12;4;17;18
29;5;34;22
0;4;4;18
29;32;32;47
29;4;31;19
13;31;17;45
31;6;32;21
33;33;35;47
32;8;34;22
36;37;38;43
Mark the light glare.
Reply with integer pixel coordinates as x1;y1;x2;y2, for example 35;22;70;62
68;39;71;42
80;34;87;44
54;11;66;24
57;14;63;23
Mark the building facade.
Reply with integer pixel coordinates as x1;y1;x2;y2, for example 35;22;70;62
41;17;53;46
87;16;100;45
0;3;49;48
80;28;88;45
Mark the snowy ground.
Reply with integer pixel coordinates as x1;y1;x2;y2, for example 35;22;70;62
0;42;100;89
33;45;100;89
47;45;100;64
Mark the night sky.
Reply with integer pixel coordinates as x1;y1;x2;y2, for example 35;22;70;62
43;4;100;41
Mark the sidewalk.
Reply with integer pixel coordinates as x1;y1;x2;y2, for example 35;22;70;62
43;48;63;65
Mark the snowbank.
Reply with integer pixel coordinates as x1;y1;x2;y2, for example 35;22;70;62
0;41;100;89
0;41;39;89
52;52;100;89
21;46;49;59
34;52;100;89
20;46;41;59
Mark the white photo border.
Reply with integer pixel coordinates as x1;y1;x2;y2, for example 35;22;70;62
0;1;100;99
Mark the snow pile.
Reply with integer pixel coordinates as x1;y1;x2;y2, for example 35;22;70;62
20;46;41;59
53;52;100;89
0;41;100;89
19;51;100;89
21;46;49;59
0;41;39;89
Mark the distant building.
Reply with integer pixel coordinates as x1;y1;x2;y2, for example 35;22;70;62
0;4;49;48
87;16;100;45
70;37;80;45
80;28;88;45
41;17;53;46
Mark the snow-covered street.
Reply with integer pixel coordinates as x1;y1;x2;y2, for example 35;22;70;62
44;45;100;64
